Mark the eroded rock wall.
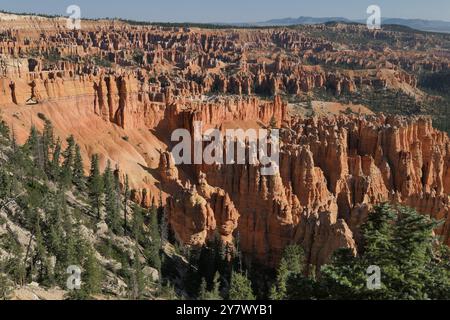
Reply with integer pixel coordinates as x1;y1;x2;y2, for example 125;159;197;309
161;113;450;267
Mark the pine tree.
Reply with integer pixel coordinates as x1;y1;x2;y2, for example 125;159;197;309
72;144;85;189
68;242;103;300
270;245;305;300
146;207;161;271
210;272;222;299
25;126;45;175
2;232;26;287
88;154;103;220
132;205;144;243
50;138;62;181
315;248;364;300
427;245;450;300
316;204;449;300
25;126;39;154
42;120;55;174
47;192;65;257
0;168;12;198
82;245;103;298
103;161;121;234
362;203;396;264
270;258;289;300
10;127;17;152
198;278;209;300
130;244;145;300
114;167;122;231
33;217;54;287
389;205;440;299
47;191;71;286
282;245;304;275
123;174;130;234
64;212;83;267
198;272;222;300
228;271;255;300
61;135;76;186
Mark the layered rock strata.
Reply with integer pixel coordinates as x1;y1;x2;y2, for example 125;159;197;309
161;114;449;267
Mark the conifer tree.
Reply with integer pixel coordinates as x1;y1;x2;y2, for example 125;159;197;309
33;217;54;287
270;245;305;300
25;126;39;154
25;126;45;175
72;144;85;189
146;207;161;271
103;161;121;234
2;232;26;287
270;258;289;300
123;174;130;234
132;205;144;243
130;244;145;300
0;168;12;198
88;154;103;220
228;271;255;300
61;135;76;186
82;245;103;298
67;242;103;300
198;278;209;300
50;138;62;181
42;120;55;173
198;272;222;300
114;168;123;233
316;204;450;300
10;127;17;152
210;271;222;299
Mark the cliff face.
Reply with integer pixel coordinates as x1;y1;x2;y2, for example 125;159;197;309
1;15;449;270
1;65;447;268
161;112;450;268
0;66;288;209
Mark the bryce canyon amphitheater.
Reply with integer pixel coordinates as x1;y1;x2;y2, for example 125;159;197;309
0;12;449;269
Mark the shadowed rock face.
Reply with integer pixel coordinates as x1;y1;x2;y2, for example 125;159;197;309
0;14;449;268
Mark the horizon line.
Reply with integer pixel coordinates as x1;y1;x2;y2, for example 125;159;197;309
1;9;450;25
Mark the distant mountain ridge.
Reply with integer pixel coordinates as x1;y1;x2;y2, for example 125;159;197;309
250;16;450;33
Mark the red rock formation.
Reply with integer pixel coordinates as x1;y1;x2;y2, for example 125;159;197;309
162;114;450;267
1;13;449;270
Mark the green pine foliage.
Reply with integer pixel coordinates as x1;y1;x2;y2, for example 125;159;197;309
103;161;122;234
281;203;450;300
270;246;301;299
61;135;76;187
50;138;62;180
130;244;145;300
228;271;256;300
72;144;85;189
146;207;162;271
0;116;165;300
88;154;103;220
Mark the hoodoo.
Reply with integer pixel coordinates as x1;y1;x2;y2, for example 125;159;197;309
0;8;449;301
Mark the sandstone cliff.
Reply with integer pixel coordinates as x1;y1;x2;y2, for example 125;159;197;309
1;14;449;269
161;113;449;267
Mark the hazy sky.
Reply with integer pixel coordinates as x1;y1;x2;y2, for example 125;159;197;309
1;0;449;23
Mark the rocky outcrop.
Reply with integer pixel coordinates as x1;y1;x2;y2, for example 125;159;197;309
162;114;450;267
1;13;449;270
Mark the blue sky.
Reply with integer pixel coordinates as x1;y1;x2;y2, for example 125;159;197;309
1;0;449;23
